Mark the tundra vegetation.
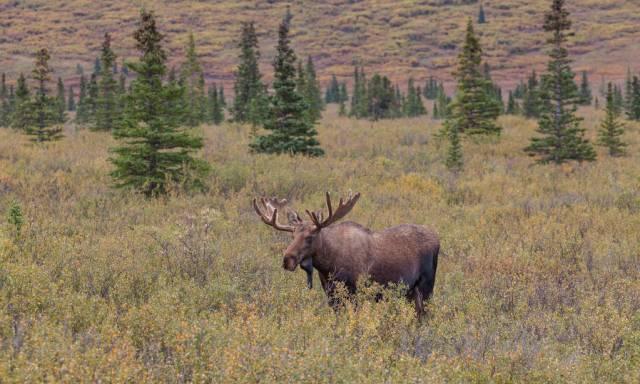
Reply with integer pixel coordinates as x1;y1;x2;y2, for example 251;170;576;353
1;105;639;382
0;1;639;382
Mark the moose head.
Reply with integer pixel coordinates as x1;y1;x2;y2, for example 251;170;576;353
253;192;361;285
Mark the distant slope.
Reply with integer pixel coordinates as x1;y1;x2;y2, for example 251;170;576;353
1;0;640;92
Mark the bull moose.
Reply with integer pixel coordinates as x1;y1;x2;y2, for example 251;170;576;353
253;191;439;317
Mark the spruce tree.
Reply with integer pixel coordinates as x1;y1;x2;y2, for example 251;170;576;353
209;83;224;125
338;82;348;116
578;70;592;105
67;86;76;111
627;76;640;120
218;86;226;107
110;10;208;196
446;19;500;136
232;21;266;124
0;73;7;127
26;49;62;142
181;32;205;127
93;56;101;75
303;56;324;122
55;77;66;123
95;32;118;131
478;3;486;24
367;74;395;120
445;121;463;171
506;90;520;115
325;74;340;103
11;74;31;130
250;10;323;156
624;66;633;114
525;0;595;163
522;70;540;118
76;75;89;123
597;83;626;156
86;73;99;123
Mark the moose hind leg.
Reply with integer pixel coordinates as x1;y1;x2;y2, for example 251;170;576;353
413;285;425;320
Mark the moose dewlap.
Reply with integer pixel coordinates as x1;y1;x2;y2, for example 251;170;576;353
253;192;439;318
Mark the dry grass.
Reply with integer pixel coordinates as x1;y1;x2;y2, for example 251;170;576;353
0;105;639;382
2;0;640;92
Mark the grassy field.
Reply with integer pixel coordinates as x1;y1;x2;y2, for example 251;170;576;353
0;106;639;382
2;0;640;90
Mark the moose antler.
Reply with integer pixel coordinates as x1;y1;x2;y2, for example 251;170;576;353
253;197;296;232
306;191;361;229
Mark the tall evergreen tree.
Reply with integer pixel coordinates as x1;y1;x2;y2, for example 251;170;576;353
578;70;592;105
26;49;62;142
110;10;208;196
525;0;595;163
95;32;118;131
445;19;500;136
10;74;31;130
181;32;205;127
232;21;267;124
55;77;66;123
250;9;323;156
218;86;226;107
597;83;626;156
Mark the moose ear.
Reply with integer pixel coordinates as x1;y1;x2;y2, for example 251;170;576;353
286;210;304;225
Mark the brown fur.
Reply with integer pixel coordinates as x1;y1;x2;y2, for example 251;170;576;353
256;193;439;318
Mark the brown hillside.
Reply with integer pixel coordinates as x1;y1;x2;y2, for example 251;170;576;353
1;0;639;92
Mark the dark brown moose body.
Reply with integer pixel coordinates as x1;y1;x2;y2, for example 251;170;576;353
253;192;439;317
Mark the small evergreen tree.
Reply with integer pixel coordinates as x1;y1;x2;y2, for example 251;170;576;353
55;77;66;123
445;121;463;171
26;49;62;142
67;86;76;111
209;83;224;125
627;76;640;120
218;86;226;107
597;83;626;156
250;9;323;156
525;0;595;163
522;70;541;118
10;74;31;130
303;56;324;122
478;3;486;24
624;66;633;114
93;56;101;75
325;74;340;103
578;70;592;105
0;73;8;127
86;73;99;123
95;32;118;131
76;75;89;123
110;10;208;196
506;90;520;115
181;32;205;127
446;19;500;136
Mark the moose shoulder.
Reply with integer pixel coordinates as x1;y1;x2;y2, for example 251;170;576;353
253;192;439;318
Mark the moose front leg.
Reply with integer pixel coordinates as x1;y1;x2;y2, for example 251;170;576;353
300;258;313;289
